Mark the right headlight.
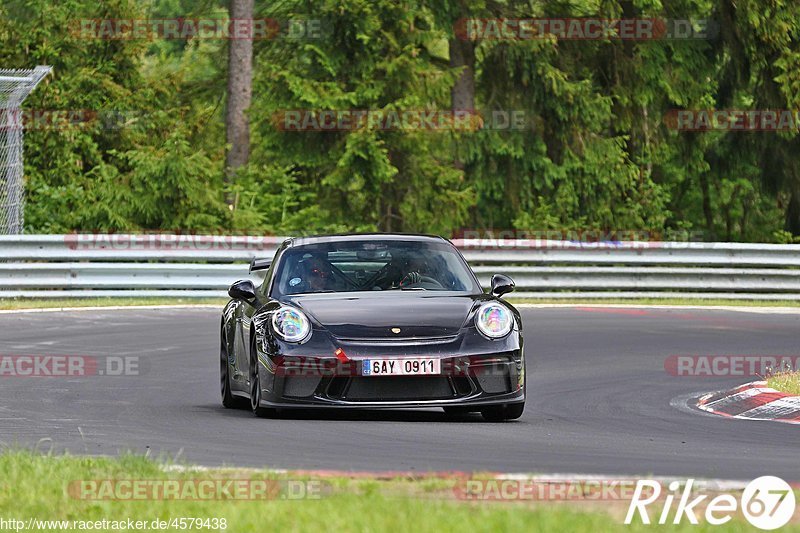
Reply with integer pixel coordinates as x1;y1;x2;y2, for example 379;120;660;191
271;306;311;343
475;302;513;339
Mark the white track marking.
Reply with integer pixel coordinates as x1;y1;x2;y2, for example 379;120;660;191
513;303;800;314
0;305;221;314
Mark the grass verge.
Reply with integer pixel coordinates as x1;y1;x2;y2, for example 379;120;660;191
767;371;800;395
0;452;790;532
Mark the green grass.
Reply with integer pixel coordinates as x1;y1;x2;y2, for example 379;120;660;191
767;371;800;395
0;298;227;310
0;452;789;532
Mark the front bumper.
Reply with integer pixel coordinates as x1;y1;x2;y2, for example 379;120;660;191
255;349;525;409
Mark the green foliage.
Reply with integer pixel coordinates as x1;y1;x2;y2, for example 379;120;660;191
1;0;799;240
2;451;753;533
245;0;473;234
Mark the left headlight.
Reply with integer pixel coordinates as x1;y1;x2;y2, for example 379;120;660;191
271;306;311;343
475;302;513;339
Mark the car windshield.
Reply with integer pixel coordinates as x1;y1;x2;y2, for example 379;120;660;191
273;239;479;296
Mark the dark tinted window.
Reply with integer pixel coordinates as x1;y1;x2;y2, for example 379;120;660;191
272;240;479;296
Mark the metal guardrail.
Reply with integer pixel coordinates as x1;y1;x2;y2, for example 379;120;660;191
0;235;799;299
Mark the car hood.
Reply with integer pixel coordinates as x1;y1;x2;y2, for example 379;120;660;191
285;292;482;339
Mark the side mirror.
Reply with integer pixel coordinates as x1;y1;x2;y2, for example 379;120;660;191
228;279;257;301
490;274;515;297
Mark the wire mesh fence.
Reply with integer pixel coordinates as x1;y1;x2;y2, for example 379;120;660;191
0;66;51;234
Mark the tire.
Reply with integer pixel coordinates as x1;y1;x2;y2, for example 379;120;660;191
250;347;278;418
221;329;248;409
481;402;525;422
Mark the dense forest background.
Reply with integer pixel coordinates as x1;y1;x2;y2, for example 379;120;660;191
2;0;800;242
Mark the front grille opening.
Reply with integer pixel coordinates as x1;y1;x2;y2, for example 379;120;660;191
283;376;321;398
473;364;512;394
452;376;473;396
343;376;454;401
326;377;349;398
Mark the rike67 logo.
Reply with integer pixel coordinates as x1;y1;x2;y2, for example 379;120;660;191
625;476;796;530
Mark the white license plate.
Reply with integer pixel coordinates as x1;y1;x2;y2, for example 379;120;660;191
362;358;440;376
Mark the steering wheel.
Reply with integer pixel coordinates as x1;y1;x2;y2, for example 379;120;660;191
400;274;444;289
362;262;400;290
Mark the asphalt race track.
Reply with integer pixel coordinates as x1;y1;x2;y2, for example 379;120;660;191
0;306;797;480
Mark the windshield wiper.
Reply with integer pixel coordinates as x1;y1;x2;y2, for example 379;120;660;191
291;289;338;294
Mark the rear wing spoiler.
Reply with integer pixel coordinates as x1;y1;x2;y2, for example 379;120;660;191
249;258;272;273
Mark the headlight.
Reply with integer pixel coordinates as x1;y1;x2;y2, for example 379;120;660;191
475;302;513;338
271;306;311;343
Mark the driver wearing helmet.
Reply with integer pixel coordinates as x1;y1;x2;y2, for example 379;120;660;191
395;256;427;288
297;254;334;292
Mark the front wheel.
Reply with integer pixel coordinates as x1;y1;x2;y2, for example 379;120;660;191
481;402;525;422
221;330;247;409
250;352;278;418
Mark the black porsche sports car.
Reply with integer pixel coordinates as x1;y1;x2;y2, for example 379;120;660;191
220;234;525;421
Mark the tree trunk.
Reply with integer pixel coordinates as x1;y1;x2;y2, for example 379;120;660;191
224;0;254;208
699;172;716;240
787;189;800;236
449;38;475;124
449;37;475;231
